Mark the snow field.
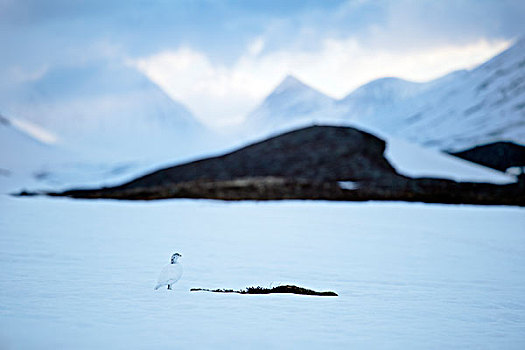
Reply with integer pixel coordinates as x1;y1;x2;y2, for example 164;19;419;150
1;197;524;349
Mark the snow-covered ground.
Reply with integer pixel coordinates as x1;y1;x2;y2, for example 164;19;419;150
384;136;516;183
1;196;524;349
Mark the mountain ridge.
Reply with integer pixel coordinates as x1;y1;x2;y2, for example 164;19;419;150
244;39;525;152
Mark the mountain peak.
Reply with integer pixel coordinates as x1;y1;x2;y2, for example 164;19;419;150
258;74;333;110
244;74;336;138
273;75;311;94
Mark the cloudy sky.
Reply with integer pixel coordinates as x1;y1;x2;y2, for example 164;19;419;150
1;0;524;128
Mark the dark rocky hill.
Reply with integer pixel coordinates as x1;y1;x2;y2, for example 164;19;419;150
40;126;525;206
450;142;525;172
121;125;403;188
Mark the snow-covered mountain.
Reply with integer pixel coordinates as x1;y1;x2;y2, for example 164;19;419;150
244;39;525;152
340;77;427;112
346;39;525;151
1;60;213;163
243;75;340;138
0;61;225;192
338;70;469;128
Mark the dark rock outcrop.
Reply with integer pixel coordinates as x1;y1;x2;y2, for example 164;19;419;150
450;141;525;172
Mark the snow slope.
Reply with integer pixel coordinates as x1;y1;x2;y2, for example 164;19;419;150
385;136;515;183
1;197;524;349
345;39;525;151
348;121;516;184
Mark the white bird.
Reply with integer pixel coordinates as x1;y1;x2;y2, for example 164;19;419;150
154;253;183;290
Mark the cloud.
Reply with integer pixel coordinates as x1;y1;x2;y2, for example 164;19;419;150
133;36;511;128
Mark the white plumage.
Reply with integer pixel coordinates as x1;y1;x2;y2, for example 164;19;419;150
154;253;183;290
